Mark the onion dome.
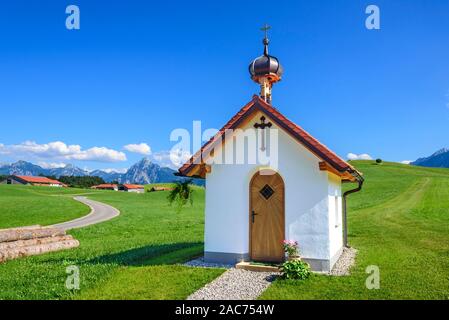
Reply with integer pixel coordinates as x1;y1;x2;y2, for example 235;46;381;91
249;30;283;84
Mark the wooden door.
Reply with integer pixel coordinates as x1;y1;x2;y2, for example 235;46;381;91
250;170;285;262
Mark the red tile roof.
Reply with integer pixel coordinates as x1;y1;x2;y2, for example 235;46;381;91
122;184;144;189
15;175;64;185
178;95;360;179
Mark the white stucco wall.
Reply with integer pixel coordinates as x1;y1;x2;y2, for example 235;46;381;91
126;189;144;193
327;174;343;261
204;110;342;265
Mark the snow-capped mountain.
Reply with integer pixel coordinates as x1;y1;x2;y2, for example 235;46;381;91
0;158;203;185
412;148;449;168
49;164;89;177
121;157;181;184
0;160;46;176
89;169;124;183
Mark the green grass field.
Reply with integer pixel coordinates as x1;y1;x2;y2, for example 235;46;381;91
0;185;92;229
0;184;223;299
261;161;449;300
0;161;449;299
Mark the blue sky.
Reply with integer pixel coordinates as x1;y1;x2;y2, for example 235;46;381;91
0;0;448;171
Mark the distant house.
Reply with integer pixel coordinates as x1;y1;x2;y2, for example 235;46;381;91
119;184;145;193
2;175;66;187
149;186;174;192
91;184;118;191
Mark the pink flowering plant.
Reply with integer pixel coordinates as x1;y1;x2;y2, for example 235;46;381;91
283;240;299;258
281;239;311;280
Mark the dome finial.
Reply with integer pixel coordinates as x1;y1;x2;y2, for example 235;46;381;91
261;24;271;56
248;25;283;104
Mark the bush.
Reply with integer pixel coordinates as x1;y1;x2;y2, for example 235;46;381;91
280;260;311;280
376;158;383;164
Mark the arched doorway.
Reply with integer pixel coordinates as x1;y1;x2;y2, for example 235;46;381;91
249;170;285;262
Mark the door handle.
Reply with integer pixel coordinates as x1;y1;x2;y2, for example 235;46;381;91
251;210;258;223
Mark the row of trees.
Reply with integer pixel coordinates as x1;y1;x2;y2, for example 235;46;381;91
58;176;106;188
0;174;106;188
35;173;106;188
1;172;111;189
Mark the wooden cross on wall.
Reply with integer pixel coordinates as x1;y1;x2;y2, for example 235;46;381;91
254;116;272;151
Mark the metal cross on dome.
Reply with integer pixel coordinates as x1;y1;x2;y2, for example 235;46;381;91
260;24;271;39
254;116;272;151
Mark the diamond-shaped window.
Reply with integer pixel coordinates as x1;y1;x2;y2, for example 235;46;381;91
259;184;275;200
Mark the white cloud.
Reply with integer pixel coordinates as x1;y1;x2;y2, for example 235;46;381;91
400;160;412;165
70;146;126;162
151;149;191;169
124;143;152;155
347;153;373;161
38;161;67;169
0;141;126;162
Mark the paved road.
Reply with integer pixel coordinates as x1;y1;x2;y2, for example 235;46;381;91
52;196;120;231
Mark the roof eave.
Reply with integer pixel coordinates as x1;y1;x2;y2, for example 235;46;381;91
178;95;358;180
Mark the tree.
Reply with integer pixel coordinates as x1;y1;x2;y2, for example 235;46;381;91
376;158;383;164
58;176;105;188
167;180;194;212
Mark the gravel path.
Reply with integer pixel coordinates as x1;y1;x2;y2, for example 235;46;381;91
184;257;233;269
52;196;120;231
187;247;356;300
330;247;357;276
187;268;278;300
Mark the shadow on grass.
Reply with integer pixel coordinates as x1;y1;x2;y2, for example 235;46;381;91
87;242;204;267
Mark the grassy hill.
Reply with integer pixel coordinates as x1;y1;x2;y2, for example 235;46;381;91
0;162;448;299
261;161;449;299
0;184;218;299
0;185;92;229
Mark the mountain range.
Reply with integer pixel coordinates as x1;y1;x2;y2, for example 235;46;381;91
0;158;204;186
3;148;449;184
411;148;449;168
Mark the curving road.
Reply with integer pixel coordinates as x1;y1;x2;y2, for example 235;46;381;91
52;196;120;231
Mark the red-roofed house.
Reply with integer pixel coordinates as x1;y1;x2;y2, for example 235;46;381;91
119;184;145;193
91;184;118;191
3;175;66;187
177;33;363;272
